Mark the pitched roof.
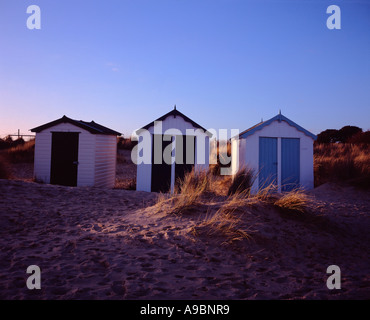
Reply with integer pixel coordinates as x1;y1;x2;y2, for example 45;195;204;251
235;113;317;140
30;115;122;136
136;107;212;137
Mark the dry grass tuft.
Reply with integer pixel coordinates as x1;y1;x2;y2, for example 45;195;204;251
154;170;211;215
175;169;210;195
115;177;136;190
208;174;232;196
273;189;312;213
192;207;253;245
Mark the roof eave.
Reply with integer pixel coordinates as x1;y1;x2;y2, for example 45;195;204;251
30;115;121;136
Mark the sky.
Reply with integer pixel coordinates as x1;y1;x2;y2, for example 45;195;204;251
0;0;369;138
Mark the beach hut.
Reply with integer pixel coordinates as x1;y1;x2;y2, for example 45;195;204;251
135;107;212;193
31;115;121;187
231;112;317;193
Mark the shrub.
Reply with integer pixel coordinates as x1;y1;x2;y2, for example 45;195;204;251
316;126;363;144
116;152;127;164
347;131;370;144
117;137;137;150
314;143;370;188
0;155;11;179
0;138;11;150
6;139;35;163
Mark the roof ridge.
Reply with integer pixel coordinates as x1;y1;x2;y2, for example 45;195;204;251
137;108;212;137
30;116;121;136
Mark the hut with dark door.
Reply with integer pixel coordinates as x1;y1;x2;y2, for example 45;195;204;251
31;115;121;187
135;107;212;193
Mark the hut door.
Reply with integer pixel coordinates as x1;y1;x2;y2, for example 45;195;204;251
50;132;79;186
151;135;172;192
175;135;195;188
259;137;278;190
281;138;300;191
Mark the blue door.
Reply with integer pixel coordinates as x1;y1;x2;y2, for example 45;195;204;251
281;138;300;192
259;137;278;189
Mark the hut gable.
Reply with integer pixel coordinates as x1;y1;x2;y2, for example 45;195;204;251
238;113;317;141
137;107;212;137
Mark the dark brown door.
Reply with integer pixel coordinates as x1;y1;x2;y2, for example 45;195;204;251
50;132;79;186
151;135;172;193
175;135;195;187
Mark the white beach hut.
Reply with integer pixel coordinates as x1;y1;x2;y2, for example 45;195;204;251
231;112;317;193
135;107;212;193
31;115;121;187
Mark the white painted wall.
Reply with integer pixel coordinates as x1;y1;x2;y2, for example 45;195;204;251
95;135;117;188
233;120;314;193
136;115;210;192
34;122;117;188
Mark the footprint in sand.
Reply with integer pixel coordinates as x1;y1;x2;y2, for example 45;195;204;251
275;277;287;284
184;265;198;271
111;281;126;296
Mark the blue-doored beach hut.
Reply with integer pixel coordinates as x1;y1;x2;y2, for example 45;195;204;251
231;112;317;193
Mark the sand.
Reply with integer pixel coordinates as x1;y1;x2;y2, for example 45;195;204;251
0;177;369;300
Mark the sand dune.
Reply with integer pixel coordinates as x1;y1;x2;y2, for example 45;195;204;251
0;179;369;299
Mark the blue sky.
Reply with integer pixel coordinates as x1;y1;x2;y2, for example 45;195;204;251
0;0;369;138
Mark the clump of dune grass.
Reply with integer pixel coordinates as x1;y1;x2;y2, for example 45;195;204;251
227;166;255;196
175;169;210;195
191;207;253;245
6;139;35;163
191;189;259;245
207;173;232;196
155;170;211;215
154;190;199;215
273;188;313;214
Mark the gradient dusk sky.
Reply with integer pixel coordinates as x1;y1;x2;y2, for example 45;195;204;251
0;0;369;138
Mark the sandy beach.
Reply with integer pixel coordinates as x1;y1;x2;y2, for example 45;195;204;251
0;176;369;300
